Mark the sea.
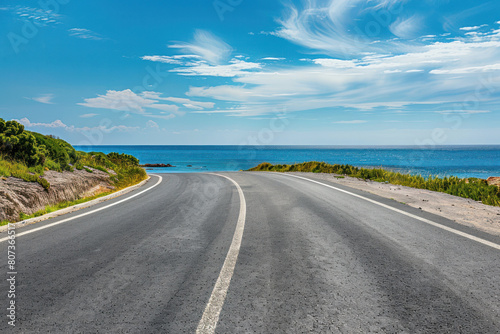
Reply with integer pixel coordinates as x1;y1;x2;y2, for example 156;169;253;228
73;145;500;179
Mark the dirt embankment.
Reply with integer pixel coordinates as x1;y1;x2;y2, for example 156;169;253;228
0;168;114;222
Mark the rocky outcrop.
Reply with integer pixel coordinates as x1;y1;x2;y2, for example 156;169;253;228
140;163;175;167
487;177;500;187
0;168;114;222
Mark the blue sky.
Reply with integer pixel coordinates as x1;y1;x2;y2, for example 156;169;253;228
1;0;499;145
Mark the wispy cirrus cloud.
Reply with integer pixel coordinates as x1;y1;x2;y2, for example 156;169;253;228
26;94;55;104
9;6;61;26
389;15;423;39
78;89;180;119
140;93;215;110
169;30;232;64
68;28;104;40
142;31;262;77
273;0;417;57
137;2;500;118
79;89;215;118
169;58;262;77
141;55;201;65
185;25;500;116
460;24;488;31
16;117;139;133
80;113;98;118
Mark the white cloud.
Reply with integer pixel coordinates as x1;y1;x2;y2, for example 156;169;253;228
18;118;66;128
11;6;61;26
313;59;358;68
169;30;231;64
162;97;214;109
143;31;261;78
140;92;214;109
78;89;181;119
148;104;179;112
80;113;98;118
185;26;500;116
332;120;367;124
273;0;419;57
187;85;253;102
430;63;500;74
28;94;54;104
389;15;423;39
262;57;285;61
68;28;104;40
16;117;139;133
141;55;200;65
460;24;488;31
170;58;262;77
146;120;159;128
79;89;156;113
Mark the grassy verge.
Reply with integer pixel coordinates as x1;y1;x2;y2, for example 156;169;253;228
0;158;50;190
0;167;149;227
1;118;148;224
0;191;113;227
248;161;500;207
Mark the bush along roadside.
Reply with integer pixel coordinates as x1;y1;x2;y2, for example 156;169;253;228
0;118;147;224
0;118;147;192
248;161;500;207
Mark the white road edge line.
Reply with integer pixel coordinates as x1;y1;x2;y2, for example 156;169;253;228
197;173;247;334
283;173;500;251
0;174;163;243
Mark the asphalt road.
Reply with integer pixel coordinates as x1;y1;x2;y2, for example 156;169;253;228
1;172;499;333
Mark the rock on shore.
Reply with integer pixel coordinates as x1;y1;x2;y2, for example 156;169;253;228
487;177;500;187
140;163;175;167
0;168;114;222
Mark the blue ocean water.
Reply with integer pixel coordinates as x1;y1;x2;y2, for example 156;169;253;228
73;145;500;179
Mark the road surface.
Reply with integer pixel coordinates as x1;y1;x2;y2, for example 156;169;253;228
1;172;499;333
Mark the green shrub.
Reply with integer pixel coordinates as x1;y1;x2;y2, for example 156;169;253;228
107;152;139;166
0;119;47;166
44;158;61;172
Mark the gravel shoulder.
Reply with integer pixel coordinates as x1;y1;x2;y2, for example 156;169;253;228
287;172;500;237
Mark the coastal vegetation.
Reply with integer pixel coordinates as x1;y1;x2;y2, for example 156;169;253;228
248;161;500;207
0;118;146;190
0;118;147;224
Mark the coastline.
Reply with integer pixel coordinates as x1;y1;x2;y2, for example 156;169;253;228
74;145;500;179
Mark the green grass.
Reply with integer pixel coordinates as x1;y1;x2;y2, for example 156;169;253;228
0;158;50;190
1;119;147;223
248;161;500;207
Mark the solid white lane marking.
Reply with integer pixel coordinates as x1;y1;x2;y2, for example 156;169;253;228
0;175;163;243
284;174;500;251
196;173;247;334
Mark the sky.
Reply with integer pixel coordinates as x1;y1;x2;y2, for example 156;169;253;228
1;0;499;146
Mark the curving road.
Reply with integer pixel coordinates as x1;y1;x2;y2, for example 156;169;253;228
1;172;500;333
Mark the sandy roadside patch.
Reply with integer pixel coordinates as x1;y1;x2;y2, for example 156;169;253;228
287;172;500;237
